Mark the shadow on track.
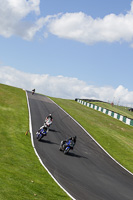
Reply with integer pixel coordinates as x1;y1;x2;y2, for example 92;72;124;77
61;151;88;159
39;139;58;145
49;128;61;133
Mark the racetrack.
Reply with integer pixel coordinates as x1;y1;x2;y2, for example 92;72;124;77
27;91;133;200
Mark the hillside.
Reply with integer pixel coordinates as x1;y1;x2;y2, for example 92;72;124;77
1;83;133;200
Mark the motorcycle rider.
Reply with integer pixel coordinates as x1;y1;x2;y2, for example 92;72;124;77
37;114;53;135
36;114;53;135
61;136;77;150
32;89;35;95
45;114;53;123
44;114;53;128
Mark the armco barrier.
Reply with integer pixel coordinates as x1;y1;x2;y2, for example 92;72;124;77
77;99;133;126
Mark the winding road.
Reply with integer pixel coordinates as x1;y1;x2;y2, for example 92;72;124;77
27;91;133;200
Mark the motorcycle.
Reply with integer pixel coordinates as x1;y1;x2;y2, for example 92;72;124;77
32;89;35;95
59;140;75;154
36;128;47;141
36;118;52;141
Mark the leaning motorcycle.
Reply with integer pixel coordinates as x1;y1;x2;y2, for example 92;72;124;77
59;140;75;154
36;118;52;141
32;89;35;95
36;128;47;141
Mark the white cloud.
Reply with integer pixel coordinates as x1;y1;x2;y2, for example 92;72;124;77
0;0;41;39
0;66;133;107
1;0;133;44
47;2;133;45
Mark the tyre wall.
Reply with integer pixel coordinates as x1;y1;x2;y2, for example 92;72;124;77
77;99;133;126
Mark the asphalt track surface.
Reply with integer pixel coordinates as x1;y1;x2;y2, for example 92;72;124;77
27;91;133;200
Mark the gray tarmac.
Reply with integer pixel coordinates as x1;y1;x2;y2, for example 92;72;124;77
27;91;133;200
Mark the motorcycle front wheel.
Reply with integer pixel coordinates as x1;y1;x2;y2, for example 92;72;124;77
64;147;70;154
37;134;44;141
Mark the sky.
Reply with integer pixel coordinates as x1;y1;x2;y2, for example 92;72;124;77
0;0;133;106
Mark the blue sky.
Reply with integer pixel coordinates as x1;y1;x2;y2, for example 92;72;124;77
0;0;133;106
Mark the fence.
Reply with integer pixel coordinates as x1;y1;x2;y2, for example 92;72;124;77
76;99;133;126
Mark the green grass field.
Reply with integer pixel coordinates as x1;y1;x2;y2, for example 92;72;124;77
0;83;71;200
1;83;133;200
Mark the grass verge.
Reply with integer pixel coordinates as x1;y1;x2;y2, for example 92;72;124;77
0;84;71;200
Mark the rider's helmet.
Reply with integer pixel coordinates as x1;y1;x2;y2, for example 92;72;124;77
48;114;53;120
72;136;77;142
